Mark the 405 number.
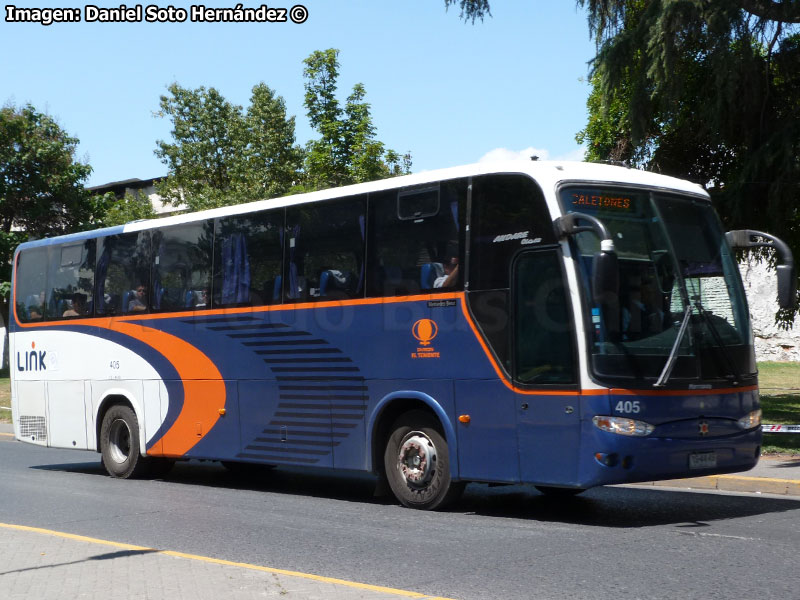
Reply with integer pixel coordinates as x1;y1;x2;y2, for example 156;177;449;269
615;400;641;414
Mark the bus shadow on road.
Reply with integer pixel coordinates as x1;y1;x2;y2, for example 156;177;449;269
456;483;800;527
32;458;800;528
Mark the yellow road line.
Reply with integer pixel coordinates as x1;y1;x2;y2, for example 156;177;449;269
0;432;14;438
717;474;799;484
0;522;455;600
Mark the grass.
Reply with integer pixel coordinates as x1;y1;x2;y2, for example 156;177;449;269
758;361;800;455
0;373;9;425
1;362;798;453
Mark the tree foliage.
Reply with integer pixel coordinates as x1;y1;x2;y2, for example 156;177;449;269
443;0;491;22
155;82;303;210
575;0;800;315
101;190;156;227
302;49;411;191
0;103;109;308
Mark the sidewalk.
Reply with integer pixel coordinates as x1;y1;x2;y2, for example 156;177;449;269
634;454;800;496
0;523;446;600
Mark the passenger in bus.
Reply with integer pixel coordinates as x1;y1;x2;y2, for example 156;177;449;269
622;276;664;339
433;257;459;288
27;290;46;320
62;293;87;317
128;285;148;312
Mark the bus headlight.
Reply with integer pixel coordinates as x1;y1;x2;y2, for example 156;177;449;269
737;409;762;430
593;416;654;437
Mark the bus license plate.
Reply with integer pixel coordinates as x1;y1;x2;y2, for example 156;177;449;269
689;451;717;470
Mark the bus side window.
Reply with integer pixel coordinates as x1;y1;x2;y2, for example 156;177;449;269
151;222;213;313
514;250;576;385
367;179;466;297
48;241;95;319
214;210;283;308
285;196;366;303
96;232;151;316
15;247;49;322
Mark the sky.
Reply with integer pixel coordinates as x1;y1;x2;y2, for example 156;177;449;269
2;1;597;187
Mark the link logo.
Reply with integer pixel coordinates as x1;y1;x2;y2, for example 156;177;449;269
17;341;46;372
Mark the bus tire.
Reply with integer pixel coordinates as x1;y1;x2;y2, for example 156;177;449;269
383;410;464;510
100;405;149;479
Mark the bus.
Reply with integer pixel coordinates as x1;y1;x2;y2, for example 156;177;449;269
10;161;796;510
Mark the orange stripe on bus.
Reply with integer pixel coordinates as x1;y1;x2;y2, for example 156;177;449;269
12;292;463;328
110;322;226;457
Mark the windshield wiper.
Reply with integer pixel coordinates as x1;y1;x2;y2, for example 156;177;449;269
692;298;742;385
654;304;692;388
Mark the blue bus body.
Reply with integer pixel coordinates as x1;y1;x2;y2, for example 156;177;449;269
10;162;776;509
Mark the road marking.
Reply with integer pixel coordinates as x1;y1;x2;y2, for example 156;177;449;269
0;522;455;600
0;432;14;438
718;474;799;484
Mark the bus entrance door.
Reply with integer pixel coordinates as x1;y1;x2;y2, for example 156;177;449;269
513;249;581;486
516;396;581;486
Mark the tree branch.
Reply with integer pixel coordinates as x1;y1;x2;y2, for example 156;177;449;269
739;0;800;23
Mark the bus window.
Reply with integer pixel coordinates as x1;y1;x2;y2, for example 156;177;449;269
214;210;283;307
15;247;49;322
470;174;554;291
96;232;151;315
367;179;466;297
48;240;95;319
152;221;213;312
514;250;576;385
285;196;366;303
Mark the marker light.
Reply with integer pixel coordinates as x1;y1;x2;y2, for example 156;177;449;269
737;409;762;430
593;416;654;437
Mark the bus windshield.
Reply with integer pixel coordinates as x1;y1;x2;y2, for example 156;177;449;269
559;187;755;387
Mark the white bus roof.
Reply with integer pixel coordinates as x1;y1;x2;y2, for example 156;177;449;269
16;161;708;251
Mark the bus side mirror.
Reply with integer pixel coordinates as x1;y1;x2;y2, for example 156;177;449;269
726;230;797;309
777;264;797;310
592;244;619;299
554;212;620;300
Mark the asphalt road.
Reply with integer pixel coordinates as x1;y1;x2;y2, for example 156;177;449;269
2;436;799;600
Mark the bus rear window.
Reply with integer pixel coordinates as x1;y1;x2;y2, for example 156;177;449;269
15;247;49;322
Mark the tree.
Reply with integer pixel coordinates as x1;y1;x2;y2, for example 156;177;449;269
101;190;156;227
575;1;800;316
0;104;109;310
443;0;491;22
302;49;411;191
155;82;303;211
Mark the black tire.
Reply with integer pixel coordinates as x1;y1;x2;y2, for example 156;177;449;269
99;405;150;479
535;485;586;497
383;410;465;510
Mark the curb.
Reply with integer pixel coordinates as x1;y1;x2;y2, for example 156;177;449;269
631;474;800;496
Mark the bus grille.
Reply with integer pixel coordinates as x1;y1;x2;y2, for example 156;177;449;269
19;416;47;442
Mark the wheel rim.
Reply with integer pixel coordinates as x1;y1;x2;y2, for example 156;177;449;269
397;431;436;488
108;418;132;464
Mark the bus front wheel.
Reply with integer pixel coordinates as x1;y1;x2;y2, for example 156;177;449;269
100;405;151;479
383;410;464;510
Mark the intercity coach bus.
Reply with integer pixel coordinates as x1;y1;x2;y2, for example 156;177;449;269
10;161;796;510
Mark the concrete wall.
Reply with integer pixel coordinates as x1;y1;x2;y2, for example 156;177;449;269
740;258;800;362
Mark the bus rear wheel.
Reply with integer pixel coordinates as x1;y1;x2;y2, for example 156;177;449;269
100;405;151;479
383;410;464;510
